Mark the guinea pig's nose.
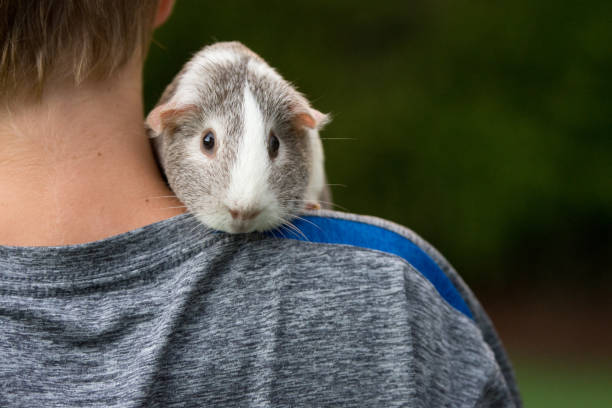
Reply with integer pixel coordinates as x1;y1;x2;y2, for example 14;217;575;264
228;208;261;221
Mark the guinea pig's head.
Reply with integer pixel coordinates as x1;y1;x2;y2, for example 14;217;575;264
147;50;328;234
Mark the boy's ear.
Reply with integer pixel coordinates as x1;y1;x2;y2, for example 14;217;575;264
154;0;176;28
294;109;331;131
146;103;198;137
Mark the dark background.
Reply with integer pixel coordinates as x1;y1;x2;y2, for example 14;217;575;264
144;1;612;405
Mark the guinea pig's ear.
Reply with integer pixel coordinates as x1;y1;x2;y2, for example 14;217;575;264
146;103;199;137
294;109;331;131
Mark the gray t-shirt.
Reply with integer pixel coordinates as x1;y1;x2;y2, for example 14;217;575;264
0;210;521;407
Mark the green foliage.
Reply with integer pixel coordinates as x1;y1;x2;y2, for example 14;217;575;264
144;0;612;285
514;357;612;408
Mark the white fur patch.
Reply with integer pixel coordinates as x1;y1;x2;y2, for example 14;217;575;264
225;85;274;218
304;128;325;203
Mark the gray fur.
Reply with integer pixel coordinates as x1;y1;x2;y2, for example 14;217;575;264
147;42;330;232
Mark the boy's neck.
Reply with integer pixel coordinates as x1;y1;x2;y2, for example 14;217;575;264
0;61;184;246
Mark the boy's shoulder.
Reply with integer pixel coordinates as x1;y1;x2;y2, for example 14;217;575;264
263;210;521;406
268;210;473;319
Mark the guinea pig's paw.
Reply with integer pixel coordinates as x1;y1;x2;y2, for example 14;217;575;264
304;202;321;210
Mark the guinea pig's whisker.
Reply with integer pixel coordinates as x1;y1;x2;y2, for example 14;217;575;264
188;224;201;236
284;223;308;241
291;215;323;233
272;214;309;241
320;137;355;140
282;219;309;241
189;221;212;237
319;201;348;211
148;195;179;199
270;225;288;239
286;199;348;212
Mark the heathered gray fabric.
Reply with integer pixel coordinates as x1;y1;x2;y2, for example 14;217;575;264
0;212;519;407
313;210;522;407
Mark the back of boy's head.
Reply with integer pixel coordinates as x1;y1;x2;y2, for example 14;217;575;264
0;0;159;100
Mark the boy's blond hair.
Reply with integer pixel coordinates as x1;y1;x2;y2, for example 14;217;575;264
0;0;159;99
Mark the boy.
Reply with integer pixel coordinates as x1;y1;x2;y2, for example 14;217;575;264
0;1;520;406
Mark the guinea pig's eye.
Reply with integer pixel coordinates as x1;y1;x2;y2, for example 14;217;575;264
268;131;280;159
201;129;216;157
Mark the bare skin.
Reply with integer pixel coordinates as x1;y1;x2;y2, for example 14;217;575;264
0;1;183;246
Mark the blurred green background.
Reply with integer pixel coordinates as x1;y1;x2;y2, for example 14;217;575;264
144;1;612;406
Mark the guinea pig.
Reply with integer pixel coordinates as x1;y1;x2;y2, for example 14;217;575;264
146;41;331;234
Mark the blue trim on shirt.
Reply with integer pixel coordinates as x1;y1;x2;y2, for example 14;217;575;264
268;216;473;319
